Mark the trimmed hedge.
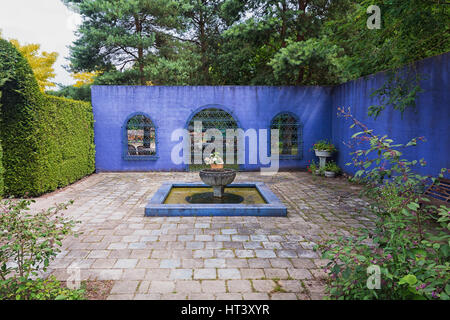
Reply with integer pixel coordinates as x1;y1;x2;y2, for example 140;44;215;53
0;39;95;197
0;140;3;197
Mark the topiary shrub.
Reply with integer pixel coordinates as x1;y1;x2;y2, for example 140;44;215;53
0;39;95;196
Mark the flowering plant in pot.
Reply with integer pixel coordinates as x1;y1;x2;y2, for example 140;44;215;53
313;140;337;157
307;160;320;175
324;161;341;178
204;152;224;170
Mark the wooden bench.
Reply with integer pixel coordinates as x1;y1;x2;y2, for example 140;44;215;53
419;178;450;207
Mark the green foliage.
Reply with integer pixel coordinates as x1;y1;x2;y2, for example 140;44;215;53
0;198;84;300
0;199;78;279
0;276;85;300
313;140;337;152
269;37;348;85
324;161;341;174
64;0;449;87
0;39;95;197
0;141;3;197
46;84;92;102
316;109;450;300
368;70;424;119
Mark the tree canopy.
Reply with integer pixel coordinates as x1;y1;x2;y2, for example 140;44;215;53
63;0;449;86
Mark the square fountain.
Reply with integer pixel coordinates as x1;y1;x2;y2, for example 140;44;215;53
145;181;287;217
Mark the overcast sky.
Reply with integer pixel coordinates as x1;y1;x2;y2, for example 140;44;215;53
0;0;82;86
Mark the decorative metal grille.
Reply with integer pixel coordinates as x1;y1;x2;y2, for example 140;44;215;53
126;115;156;156
188;108;239;169
271;113;301;158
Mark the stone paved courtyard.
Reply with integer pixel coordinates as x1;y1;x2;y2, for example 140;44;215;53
31;172;375;300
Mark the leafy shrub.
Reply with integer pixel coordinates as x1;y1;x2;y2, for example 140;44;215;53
0;198;84;300
0;39;95;196
313;140;337;152
307;160;319;174
0;142;3;197
324;161;341;174
316;108;449;300
0;276;85;300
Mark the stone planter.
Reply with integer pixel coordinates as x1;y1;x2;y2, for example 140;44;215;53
199;169;236;197
314;150;333;158
324;171;336;178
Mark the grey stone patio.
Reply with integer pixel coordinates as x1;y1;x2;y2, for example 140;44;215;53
32;172;374;300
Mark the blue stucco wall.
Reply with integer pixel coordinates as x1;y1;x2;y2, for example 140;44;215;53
92;53;448;175
331;52;450;177
92;86;333;172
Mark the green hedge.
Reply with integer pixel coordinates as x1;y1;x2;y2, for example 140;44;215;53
0;140;3;197
0;39;95;197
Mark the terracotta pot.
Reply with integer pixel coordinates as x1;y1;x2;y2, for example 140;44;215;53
210;163;224;170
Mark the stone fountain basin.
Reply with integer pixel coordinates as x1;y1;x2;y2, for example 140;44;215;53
199;169;236;187
145;182;287;217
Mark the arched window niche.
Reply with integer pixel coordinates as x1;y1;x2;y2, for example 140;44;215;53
270;112;302;160
123;113;158;160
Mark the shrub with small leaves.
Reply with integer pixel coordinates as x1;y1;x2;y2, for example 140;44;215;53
0;198;84;300
316;108;449;300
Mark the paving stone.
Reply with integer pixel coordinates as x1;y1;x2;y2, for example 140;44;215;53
113;259;138;269
33;171;375;301
250;235;269;242
235;250;255;258
287;268;313;280
149;281;175;293
160;259;181;268
194;269;216;280
170;269;193;280
255;250;276;258
193;249;214;258
107;294;135;300
240;268;265;280
264;268;289;279
252;280;276;292
87;250;110;259
175;280;202;293
271;293;297;300
215;250;235;258
122;268;147;280
278;280;302;292
218;269;241;280
227;280;252;293
204;258;226;268
134;294;162;300
145;269;171;280
111;280;139;294
201;280;226;293
243;293;270;300
215;293;243;300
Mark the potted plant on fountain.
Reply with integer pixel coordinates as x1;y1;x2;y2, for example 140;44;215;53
313;140;337;157
323;161;341;178
204;152;224;170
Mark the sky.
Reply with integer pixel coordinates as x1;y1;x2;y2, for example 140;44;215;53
0;0;82;86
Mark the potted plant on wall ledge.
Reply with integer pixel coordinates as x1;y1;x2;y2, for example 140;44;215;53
204;152;224;170
324;161;341;178
313;140;337;157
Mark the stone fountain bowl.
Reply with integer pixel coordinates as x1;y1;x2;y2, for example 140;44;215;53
199;169;236;186
199;169;237;197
